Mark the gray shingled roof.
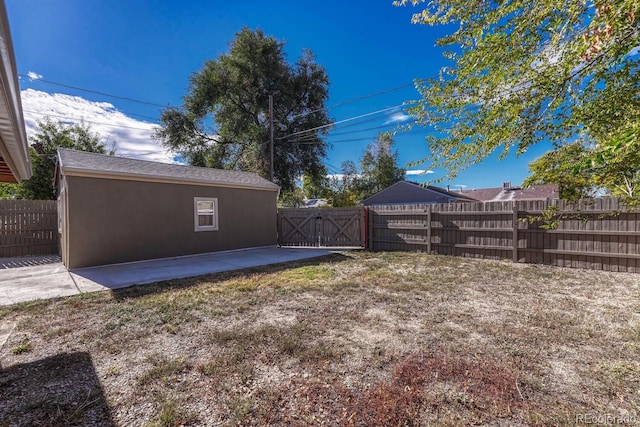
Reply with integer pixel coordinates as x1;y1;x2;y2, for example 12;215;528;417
452;184;558;202
362;181;476;206
57;148;279;191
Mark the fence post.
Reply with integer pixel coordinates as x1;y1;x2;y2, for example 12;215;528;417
368;207;374;251
362;207;368;249
512;202;518;263
315;208;322;247
427;205;432;254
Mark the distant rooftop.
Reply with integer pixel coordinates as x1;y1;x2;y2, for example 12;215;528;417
452;184;558;202
362;180;477;206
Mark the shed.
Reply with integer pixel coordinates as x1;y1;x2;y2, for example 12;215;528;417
362;181;475;206
56;149;280;269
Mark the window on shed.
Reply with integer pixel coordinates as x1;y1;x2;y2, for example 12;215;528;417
194;198;218;232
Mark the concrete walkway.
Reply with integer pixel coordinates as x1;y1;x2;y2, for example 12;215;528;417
0;246;350;306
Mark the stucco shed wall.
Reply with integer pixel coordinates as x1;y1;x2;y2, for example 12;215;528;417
64;175;277;269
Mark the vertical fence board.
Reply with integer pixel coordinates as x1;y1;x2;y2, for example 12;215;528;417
0;200;59;257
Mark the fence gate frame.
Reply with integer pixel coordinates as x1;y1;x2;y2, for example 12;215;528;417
277;207;365;247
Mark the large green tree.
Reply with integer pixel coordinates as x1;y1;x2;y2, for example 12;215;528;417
359;132;405;199
156;28;331;192
20;118;109;200
394;0;639;197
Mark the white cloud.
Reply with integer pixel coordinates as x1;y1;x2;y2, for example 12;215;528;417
405;169;434;175
383;111;412;125
20;89;175;164
27;71;43;80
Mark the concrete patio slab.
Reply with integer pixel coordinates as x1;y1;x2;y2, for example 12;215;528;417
0;246;352;306
0;263;78;306
70;247;340;290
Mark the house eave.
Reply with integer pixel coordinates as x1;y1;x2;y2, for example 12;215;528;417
0;2;31;183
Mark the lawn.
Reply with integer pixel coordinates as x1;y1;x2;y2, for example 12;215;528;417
1;251;639;426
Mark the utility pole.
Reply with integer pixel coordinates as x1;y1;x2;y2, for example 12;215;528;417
269;94;274;182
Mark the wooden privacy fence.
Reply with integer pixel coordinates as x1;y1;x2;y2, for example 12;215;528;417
368;198;640;273
278;207;365;247
0;200;59;257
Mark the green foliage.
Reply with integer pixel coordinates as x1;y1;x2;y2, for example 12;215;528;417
0;183;23;199
521;205;590;230
302;170;332;200
525;123;640;207
12;336;32;354
156;28;331;192
523;142;596;201
20;118;109;200
279;186;306;208
359;132;405;199
298;133;405;206
586;123;640;204
329;161;363;207
144;397;198;427
394;0;640;193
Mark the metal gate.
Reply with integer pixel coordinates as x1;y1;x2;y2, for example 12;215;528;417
277;207;365;247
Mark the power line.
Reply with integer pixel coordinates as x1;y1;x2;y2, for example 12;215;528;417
328;120;417;138
281;102;418;145
289;125;443;145
279;103;413;141
290;81;416;120
22;74;416;118
20;76;421;142
285;112;417;144
21;74;419;130
327;82;415;110
19;74;169;108
119;111;161;122
325;162;342;174
293;113;405;143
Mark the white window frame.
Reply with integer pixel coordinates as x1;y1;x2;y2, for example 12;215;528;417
194;197;219;232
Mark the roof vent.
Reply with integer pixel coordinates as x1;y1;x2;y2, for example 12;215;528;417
502;181;512;190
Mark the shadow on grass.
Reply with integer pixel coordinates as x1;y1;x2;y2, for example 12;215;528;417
0;352;114;426
108;252;352;302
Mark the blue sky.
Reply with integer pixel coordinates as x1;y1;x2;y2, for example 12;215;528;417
6;0;552;190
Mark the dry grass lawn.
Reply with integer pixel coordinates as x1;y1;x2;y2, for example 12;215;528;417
1;251;639;426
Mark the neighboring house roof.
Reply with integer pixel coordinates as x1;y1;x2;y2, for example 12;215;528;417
57;149;280;191
362;181;475;206
452;184;559;202
0;0;31;183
